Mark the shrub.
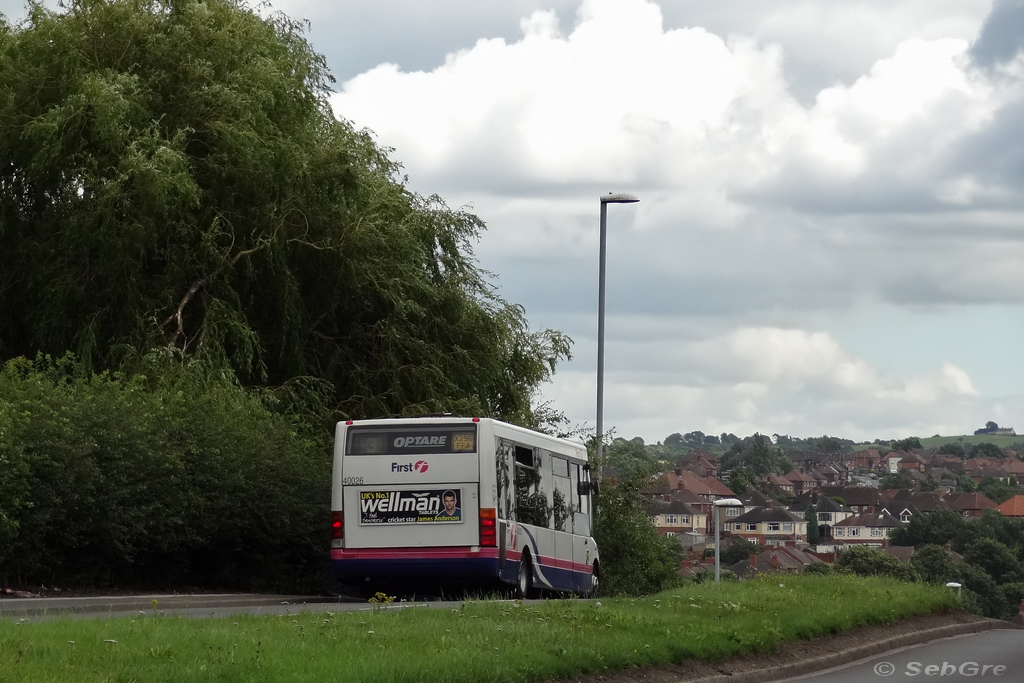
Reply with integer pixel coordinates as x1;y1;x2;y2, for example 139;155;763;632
0;355;330;592
593;478;682;596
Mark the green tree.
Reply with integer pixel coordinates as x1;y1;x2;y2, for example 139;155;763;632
663;433;685;454
970;443;1006;460
721;537;759;566
724;434;792;476
891;437;923;451
804;506;820;544
592;477;681;596
815;436;842;457
962;538;1024;585
880;470;914;490
908;544;960;585
602;437;658;480
958;563;1010;619
890;508;968;549
976;476;1019;504
938;442;966;458
833;546;917;582
0;0;567;426
728;466;757;496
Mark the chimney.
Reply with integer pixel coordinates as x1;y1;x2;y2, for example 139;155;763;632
749;554;757;567
770;553;779;569
765;500;773;510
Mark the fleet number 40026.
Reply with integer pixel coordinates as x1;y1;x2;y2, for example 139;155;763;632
342;477;364;485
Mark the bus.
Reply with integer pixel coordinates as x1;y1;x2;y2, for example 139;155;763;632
330;416;600;598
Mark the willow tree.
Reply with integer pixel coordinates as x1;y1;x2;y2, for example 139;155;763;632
0;0;569;425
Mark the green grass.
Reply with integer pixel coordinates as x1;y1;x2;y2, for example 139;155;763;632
0;575;958;683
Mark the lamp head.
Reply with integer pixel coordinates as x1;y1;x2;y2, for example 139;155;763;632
600;192;639;204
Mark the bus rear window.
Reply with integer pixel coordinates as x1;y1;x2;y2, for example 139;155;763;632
347;426;477;455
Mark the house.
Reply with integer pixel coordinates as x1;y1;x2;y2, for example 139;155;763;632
728;544;825;578
737;489;775;511
896;451;927;473
764;473;795;496
832;511;900;546
600;465;621;485
970;466;1011;484
668;470;736;501
820;486;892;514
996;495;1024;518
679;451;721;479
812;495;855;541
854;448;881;470
1000;458;1024;479
784;469;818;496
882;491;949;523
726;503;807;546
886;454;903;474
881;543;962;565
646;498;707;538
944;492;998;518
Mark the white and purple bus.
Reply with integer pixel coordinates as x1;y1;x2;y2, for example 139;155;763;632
330;416;599;597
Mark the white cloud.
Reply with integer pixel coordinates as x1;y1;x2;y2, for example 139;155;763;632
327;0;1024;442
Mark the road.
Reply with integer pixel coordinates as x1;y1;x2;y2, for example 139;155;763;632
779;629;1024;682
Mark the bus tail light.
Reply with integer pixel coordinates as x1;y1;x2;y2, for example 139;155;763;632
479;508;497;547
331;511;344;545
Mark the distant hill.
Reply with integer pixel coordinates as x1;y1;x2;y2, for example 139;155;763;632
853;434;1024;451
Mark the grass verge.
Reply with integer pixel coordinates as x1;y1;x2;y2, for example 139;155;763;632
0;574;958;683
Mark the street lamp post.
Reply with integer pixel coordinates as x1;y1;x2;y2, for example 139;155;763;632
595;193;639;470
713;498;743;582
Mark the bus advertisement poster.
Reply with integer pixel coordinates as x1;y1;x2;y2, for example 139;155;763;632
358;488;463;524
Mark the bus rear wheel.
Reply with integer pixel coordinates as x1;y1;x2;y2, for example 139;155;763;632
516;554;533;600
587;562;600;598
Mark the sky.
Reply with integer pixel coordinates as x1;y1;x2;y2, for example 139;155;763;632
4;0;1024;445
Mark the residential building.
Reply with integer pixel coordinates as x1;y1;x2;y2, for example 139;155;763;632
832;511;900;546
996;495;1024;518
726;503;807;546
646;498;707;538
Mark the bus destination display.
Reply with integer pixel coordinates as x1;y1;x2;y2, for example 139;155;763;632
348;428;476;455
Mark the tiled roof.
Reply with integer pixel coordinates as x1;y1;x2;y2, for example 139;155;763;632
732;507;804;523
834;511;900;528
996;495;1024;517
882;546;915;562
944;492;997;511
646;499;701;516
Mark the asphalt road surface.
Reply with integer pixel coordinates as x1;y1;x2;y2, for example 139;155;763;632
779;629;1024;682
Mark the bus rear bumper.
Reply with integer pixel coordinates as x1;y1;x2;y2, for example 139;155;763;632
331;547;501;580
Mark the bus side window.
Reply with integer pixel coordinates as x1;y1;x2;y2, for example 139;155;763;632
552;456;573;532
495;439;513;520
574;464;589;516
514;445;550;528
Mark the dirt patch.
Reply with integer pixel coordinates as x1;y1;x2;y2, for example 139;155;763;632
557;611;993;683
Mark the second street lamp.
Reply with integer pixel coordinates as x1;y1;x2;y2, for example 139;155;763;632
595;192;639;471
